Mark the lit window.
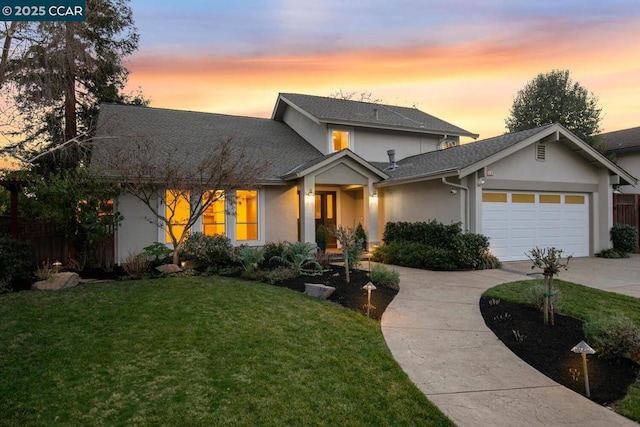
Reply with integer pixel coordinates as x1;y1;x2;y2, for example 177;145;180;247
202;191;225;236
332;130;350;151
236;190;258;240
165;190;190;243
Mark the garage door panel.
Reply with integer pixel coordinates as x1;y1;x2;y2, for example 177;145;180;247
483;191;589;261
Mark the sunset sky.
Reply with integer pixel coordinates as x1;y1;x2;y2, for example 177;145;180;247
125;0;640;142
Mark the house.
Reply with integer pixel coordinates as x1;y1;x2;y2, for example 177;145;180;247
602;126;640;194
92;93;636;263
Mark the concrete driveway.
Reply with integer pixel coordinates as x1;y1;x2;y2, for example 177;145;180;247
381;255;640;426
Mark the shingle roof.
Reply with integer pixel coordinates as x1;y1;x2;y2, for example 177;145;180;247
601;126;640;152
274;93;478;138
383;124;555;181
92;104;323;182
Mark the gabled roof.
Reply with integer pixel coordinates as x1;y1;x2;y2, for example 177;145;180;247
600;126;640;153
283;149;390;181
272;93;478;139
92;104;322;183
378;123;637;186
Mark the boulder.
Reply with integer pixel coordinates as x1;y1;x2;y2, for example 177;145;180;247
155;263;183;274
304;283;336;299
31;272;80;291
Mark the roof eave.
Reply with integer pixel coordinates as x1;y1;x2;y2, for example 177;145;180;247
376;170;459;187
272;94;321;125
318;118;478;139
283;150;390;181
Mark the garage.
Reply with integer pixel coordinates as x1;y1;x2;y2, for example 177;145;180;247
482;191;589;262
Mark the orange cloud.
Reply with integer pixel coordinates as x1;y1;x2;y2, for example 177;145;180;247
124;16;640;139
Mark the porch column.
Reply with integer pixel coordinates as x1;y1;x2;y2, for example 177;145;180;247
365;181;380;250
299;176;316;244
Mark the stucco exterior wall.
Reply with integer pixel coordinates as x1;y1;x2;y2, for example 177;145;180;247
485;141;598;186
352;128;444;163
380;180;463;229
339;189;364;230
281;104;449;161
282;107;327;154
614;152;640;194
264;186;299;243
115;192;160;264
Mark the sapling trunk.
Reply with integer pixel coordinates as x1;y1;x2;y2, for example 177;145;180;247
343;247;350;283
543;274;555;326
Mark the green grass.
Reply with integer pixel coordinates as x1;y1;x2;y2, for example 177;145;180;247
484;279;640;422
0;276;453;426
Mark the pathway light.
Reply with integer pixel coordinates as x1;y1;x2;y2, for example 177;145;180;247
571;340;596;397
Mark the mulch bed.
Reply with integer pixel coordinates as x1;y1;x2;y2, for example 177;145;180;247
480;297;640;406
272;265;398;320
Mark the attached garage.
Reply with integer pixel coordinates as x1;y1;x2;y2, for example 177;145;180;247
482;191;589;261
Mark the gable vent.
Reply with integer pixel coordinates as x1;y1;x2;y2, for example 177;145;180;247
536;143;546;161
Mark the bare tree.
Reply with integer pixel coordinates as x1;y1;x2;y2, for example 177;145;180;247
331;225;358;283
329;90;381;103
99;136;270;265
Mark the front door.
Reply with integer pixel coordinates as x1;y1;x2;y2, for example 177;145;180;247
315;191;337;248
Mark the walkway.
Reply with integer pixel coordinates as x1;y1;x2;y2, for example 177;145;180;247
380;256;640;426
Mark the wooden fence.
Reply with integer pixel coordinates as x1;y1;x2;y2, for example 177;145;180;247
613;194;640;249
0;216;115;269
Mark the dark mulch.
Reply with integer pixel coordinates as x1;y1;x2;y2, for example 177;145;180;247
272;265;398;320
480;297;640;406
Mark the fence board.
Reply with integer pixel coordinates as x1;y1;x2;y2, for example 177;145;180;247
613;194;640;250
0;216;114;268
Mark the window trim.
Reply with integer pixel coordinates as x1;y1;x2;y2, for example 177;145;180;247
157;188;265;248
329;126;354;153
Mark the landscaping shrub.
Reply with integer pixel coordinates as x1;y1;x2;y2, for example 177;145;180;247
271;241;324;276
142;242;174;267
375;221;497;271
238;246;265;274
421;246;458;271
122;251;151;277
584;315;640;360
180;233;236;270
611;223;637;254
383;220;461;248
369;264;400;290
454;232;490;270
355;223;367;250
261;241;287;269
524;282;562;313
478;251;502;269
347;238;363;270
393;242;429;268
372;242;396;264
259;266;298;285
0;237;33;291
597;248;629;259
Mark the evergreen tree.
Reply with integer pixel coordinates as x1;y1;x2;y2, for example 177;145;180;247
506;70;603;150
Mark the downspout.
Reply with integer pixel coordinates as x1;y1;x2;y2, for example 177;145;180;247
442;177;469;230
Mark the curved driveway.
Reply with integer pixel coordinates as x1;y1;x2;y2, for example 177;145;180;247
381;256;640;426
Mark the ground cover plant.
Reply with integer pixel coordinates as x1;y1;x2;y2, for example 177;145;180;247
0;277;451;426
482;279;640;421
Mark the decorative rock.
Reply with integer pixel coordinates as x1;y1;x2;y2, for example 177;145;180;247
155;264;183;274
31;272;80;291
304;283;336;299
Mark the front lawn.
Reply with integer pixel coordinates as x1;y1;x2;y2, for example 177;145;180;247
0;277;452;426
483;280;640;422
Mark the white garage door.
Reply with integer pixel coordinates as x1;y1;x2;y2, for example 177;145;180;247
482;192;589;262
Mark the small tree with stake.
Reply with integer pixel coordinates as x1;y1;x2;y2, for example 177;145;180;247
527;247;571;326
331;225;357;283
